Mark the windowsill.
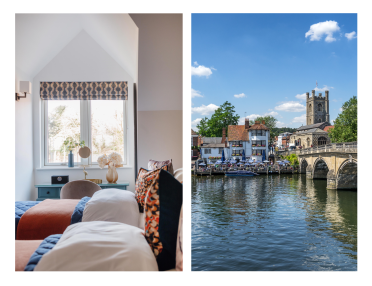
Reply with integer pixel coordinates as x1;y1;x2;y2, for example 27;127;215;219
36;165;132;171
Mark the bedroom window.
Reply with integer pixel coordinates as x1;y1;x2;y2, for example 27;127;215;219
44;100;127;166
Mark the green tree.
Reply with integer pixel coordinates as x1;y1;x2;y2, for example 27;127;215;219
196;117;210;137
196;101;240;137
250;115;278;143
328;96;357;143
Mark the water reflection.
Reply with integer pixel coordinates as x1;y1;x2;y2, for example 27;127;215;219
192;174;357;271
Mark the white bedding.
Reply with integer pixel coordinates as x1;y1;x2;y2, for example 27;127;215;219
34;221;158;271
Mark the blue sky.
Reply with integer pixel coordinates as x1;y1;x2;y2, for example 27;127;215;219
191;13;357;130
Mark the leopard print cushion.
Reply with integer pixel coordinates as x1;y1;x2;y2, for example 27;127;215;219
135;165;168;213
144;173;162;256
148;159;173;175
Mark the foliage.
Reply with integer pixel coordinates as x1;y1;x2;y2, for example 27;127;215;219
196;101;240;137
192;146;199;150
328;96;357;143
285;153;299;166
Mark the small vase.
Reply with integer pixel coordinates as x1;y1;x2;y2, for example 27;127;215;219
106;162;118;183
68;150;74;167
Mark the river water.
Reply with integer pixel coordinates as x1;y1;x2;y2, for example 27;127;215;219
192;174;357;271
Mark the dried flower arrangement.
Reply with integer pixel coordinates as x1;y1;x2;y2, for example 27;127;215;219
97;152;123;169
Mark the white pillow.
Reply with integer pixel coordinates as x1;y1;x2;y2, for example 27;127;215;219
34;221;158;271
82;189;140;228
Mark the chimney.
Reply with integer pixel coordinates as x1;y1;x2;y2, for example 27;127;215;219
245;118;250;130
262;120;266;125
255;120;259;124
222;127;226;143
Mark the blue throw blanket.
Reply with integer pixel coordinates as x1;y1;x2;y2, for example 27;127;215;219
15;201;40;238
24;234;62;271
21;197;92;271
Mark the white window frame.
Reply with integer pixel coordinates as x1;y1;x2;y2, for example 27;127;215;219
42;100;127;167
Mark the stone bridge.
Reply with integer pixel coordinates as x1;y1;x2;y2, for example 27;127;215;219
295;142;357;190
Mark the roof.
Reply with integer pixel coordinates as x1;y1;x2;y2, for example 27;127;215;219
191;129;198;135
294;128;328;134
200;143;225;148
248;122;270;131
228;125;249;141
296;122;330;131
324;126;334;132
202;137;223;144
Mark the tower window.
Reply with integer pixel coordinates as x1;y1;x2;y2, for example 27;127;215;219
318;103;322;111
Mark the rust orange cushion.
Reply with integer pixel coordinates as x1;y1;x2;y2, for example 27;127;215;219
15;240;43;271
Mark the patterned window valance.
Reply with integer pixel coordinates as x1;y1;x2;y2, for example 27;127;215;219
40;82;128;100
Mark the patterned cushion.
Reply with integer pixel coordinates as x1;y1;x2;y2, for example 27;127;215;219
176;205;183;271
135;166;168;213
148;159;174;175
144;169;182;271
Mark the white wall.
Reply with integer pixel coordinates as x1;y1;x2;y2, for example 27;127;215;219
15;69;34;201
138;111;182;170
130;14;183;171
30;29;137;200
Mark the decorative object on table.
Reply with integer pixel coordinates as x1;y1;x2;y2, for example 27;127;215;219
78;146;91;180
85;179;102;184
63;138;86;168
51;175;69;185
97;152;123;184
135;165;169;213
144;169;182;271
148;159;173;174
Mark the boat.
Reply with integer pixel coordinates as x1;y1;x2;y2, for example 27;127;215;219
225;170;259;177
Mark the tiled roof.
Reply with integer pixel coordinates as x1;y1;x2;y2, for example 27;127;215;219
296;122;330;131
203;137;223;144
248;122;270;131
228;125;249;141
324;126;334;132
201;143;225;148
191;129;198;135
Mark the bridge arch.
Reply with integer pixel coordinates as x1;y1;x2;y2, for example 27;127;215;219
312;157;329;179
336;159;357;189
299;158;308;174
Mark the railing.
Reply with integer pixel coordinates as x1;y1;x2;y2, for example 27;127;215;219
290;141;358;156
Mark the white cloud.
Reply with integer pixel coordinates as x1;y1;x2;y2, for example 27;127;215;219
331;120;335;124
339;107;343;112
238;111;280;125
234;93;246;98
305;20;340;43
191;64;214;77
314;85;334;92
193;61;198;65
275;101;306;112
276;121;287;128
191;104;219;115
295;93;307;101
191;118;202;127
191;88;203;98
291;114;306;124
345;31;357;40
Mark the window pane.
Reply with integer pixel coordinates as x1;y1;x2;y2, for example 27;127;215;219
47;101;81;163
91;100;124;163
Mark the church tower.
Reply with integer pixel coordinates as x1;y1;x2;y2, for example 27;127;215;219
306;90;329;125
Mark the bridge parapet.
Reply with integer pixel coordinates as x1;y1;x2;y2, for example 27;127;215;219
278;142;357;157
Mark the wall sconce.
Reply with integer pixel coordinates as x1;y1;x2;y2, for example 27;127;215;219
15;81;32;101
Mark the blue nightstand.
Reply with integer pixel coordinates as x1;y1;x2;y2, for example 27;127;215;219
35;181;130;201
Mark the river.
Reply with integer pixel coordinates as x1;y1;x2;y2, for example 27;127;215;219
192;174;357;271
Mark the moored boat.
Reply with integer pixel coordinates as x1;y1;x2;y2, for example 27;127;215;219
225;170;259;177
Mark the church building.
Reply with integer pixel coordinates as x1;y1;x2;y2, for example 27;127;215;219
290;89;332;148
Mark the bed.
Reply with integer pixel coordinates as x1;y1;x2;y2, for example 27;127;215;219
15;168;183;271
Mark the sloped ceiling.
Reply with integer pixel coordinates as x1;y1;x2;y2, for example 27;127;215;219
16;14;138;80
